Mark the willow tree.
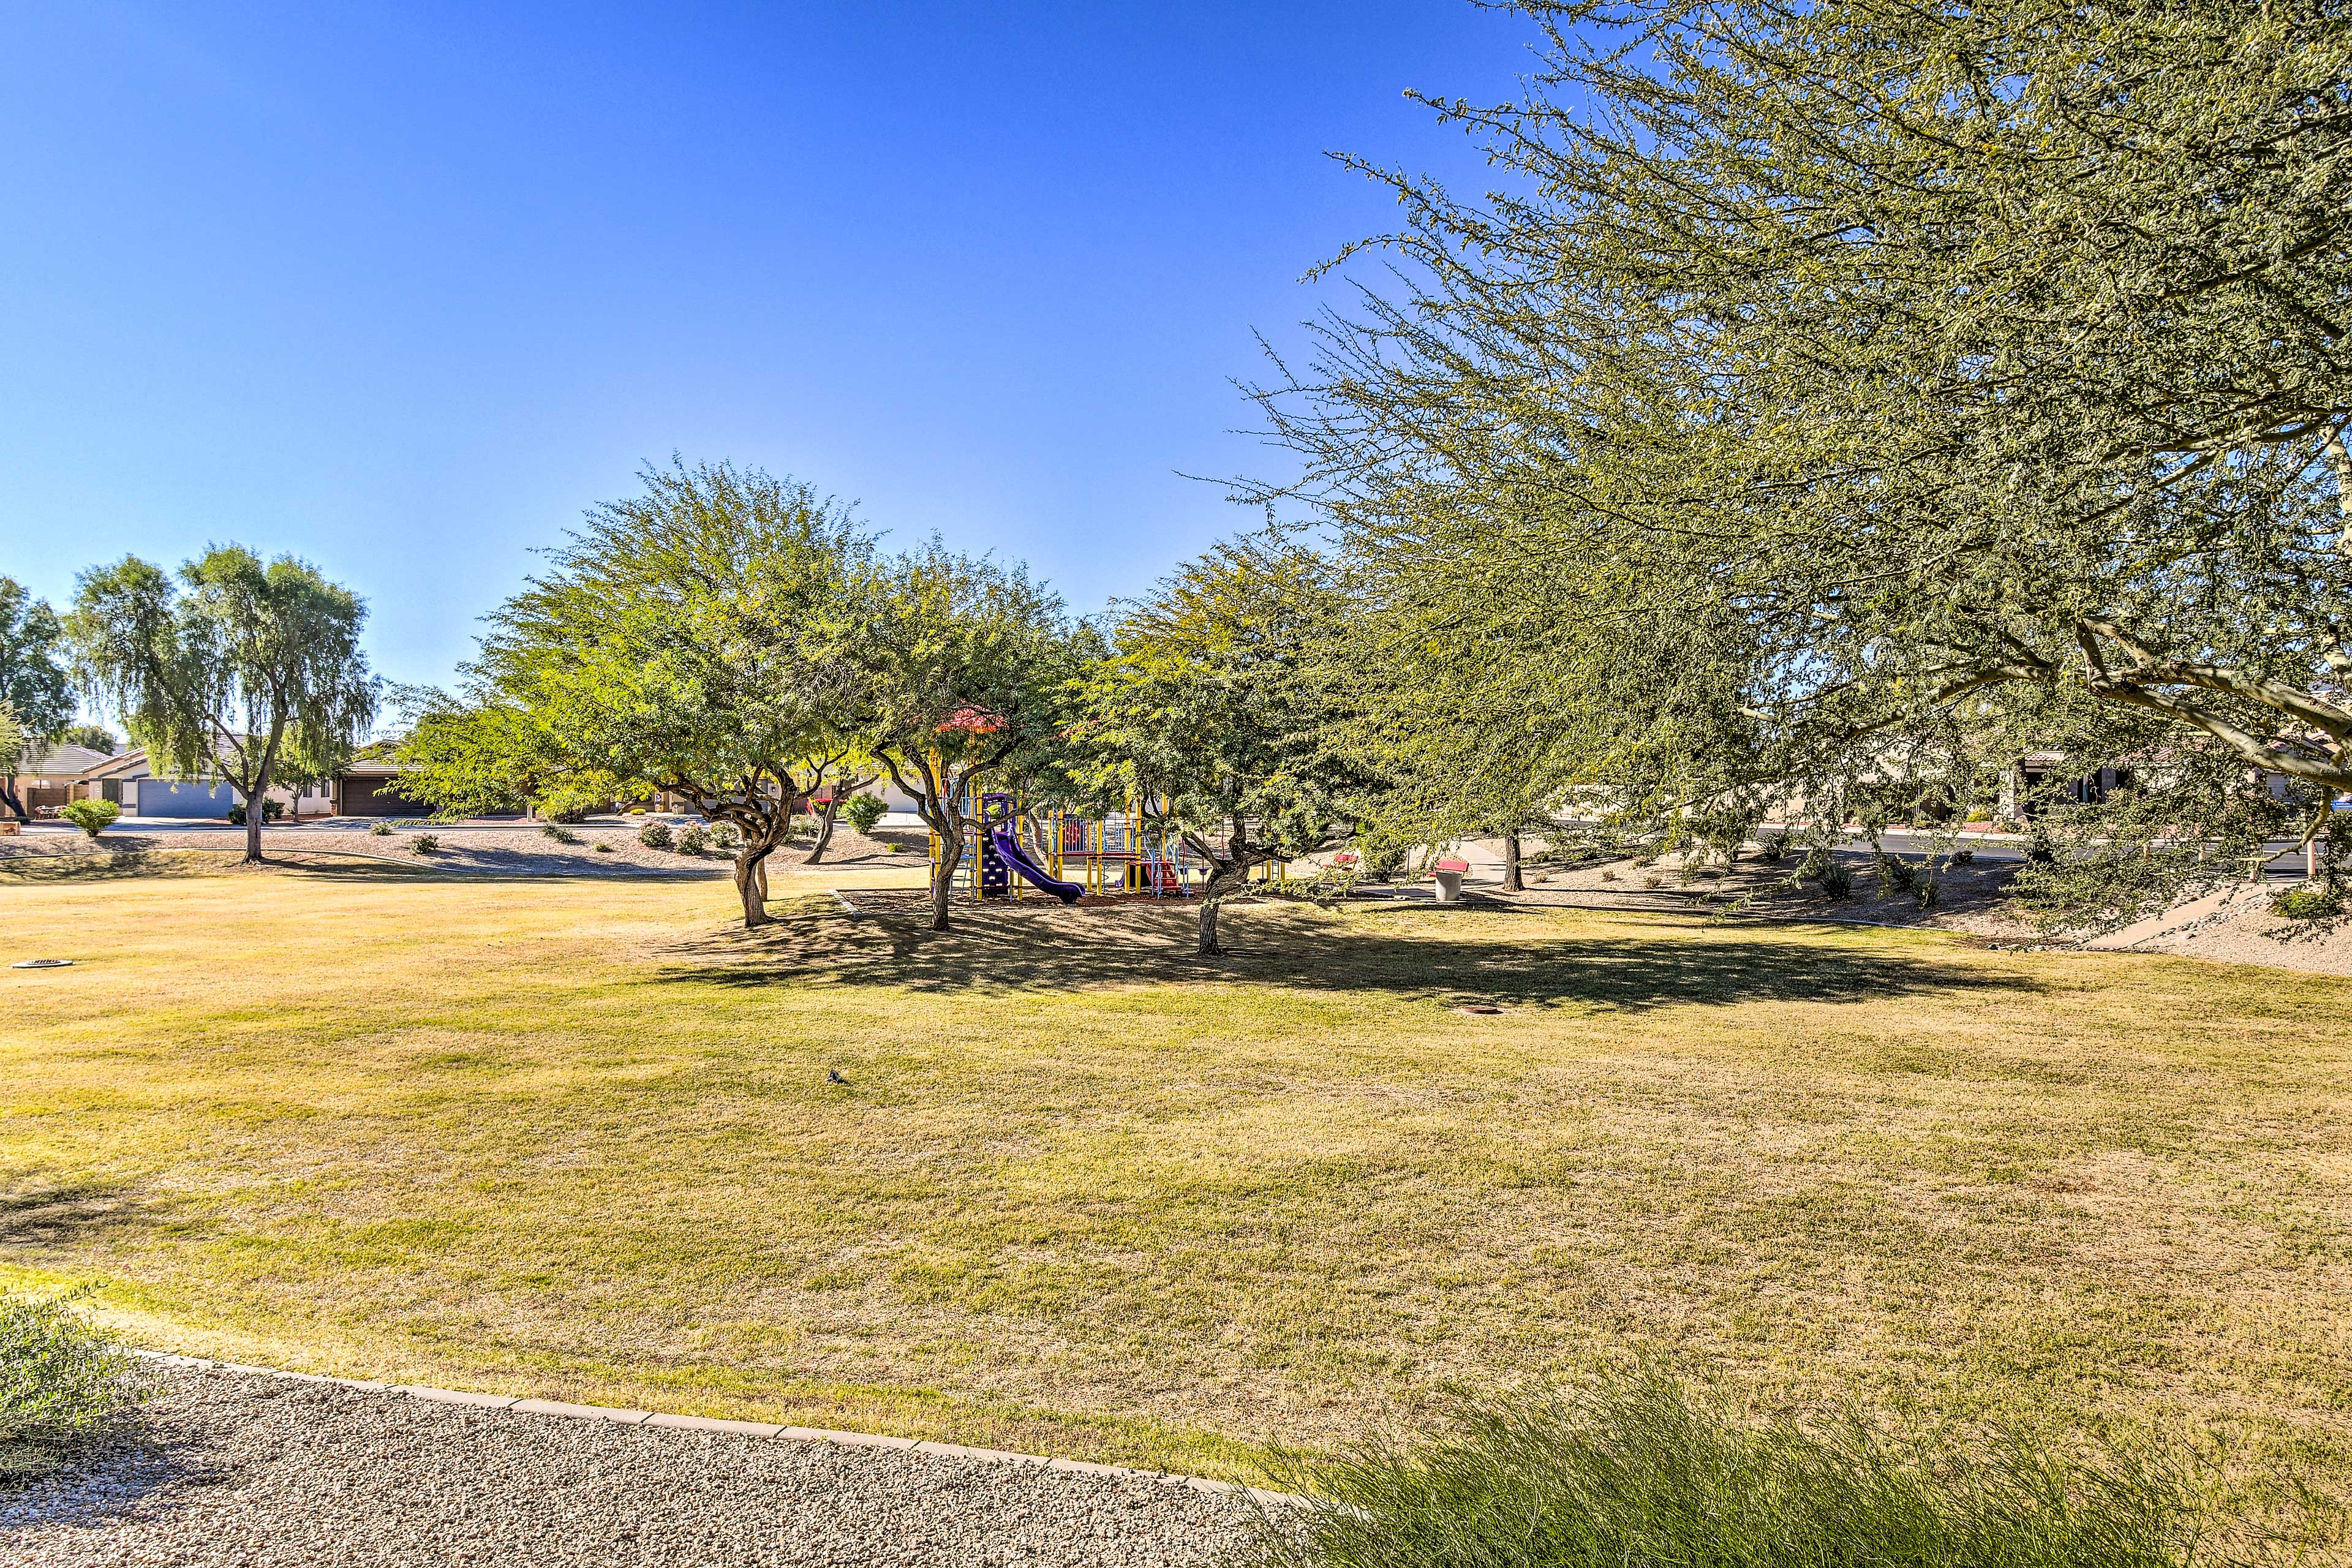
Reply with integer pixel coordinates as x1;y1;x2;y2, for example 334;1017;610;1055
398;461;872;928
68;548;376;862
1257;0;2352;924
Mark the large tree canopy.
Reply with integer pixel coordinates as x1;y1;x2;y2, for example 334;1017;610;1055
0;576;74;821
67;547;376;861
1258;0;2352;922
399;461;874;928
1072;535;1361;956
858;541;1085;931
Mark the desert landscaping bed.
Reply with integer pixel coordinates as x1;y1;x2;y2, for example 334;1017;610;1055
0;820;924;879
0;1363;1261;1567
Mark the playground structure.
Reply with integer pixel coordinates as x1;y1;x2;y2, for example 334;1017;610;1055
929;787;1226;903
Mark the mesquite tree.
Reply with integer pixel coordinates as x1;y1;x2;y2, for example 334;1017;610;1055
1256;0;2352;926
68;548;376;861
859;543;1082;932
1073;537;1359;957
398;461;871;928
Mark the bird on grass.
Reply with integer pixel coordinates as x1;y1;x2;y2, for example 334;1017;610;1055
827;1068;848;1085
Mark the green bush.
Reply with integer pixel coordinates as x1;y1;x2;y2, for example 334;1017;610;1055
2272;885;2342;922
1876;854;1919;897
410;833;440;854
709;821;739;851
58;799;119;839
1755;831;1792;864
541;823;582;845
638;820;674;850
369;820;394;837
225;799;285;826
843;793;889;836
1263;1372;2266;1568
675;823;709;855
0;1289;151;1474
1815;860;1854;900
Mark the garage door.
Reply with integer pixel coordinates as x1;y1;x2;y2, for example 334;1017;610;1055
341;777;424;816
137;779;238;818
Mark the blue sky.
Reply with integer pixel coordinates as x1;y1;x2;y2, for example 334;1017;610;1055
2;2;1536;703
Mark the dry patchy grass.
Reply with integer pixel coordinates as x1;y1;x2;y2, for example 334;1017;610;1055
1;854;2347;1485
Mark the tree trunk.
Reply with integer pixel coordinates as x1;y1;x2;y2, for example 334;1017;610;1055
930;835;959;931
805;792;843;865
736;846;772;927
243;791;265;862
1197;893;1224;957
1196;859;1253;957
1503;831;1523;892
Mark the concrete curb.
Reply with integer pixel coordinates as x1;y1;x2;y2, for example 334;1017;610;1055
132;1350;1310;1511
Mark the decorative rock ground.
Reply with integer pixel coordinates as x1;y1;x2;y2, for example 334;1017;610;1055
0;1366;1267;1567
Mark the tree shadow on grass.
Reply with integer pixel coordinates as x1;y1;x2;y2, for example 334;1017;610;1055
651;898;2035;1012
0;1180;156;1251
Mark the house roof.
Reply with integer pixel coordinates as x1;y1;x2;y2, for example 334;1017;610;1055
80;748;156;782
14;742;113;778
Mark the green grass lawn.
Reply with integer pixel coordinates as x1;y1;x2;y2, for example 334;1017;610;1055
3;850;2348;1484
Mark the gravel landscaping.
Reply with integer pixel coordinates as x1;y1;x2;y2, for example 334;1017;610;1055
0;1366;1268;1567
0;818;923;878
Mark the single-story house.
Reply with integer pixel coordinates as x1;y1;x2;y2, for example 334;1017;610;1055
6;742;115;816
75;747;341;820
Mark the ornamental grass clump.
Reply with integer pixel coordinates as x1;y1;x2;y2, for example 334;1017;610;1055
0;1289;151;1475
1261;1373;2291;1568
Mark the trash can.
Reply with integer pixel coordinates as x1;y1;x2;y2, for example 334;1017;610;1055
1432;856;1469;902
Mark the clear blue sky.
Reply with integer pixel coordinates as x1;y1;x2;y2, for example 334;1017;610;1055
2;2;1537;705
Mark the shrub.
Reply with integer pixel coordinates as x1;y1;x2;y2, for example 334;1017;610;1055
369;820;393;837
638;820;674;850
0;1289;151;1474
1951;847;1976;866
411;834;440;854
1264;1371;2247;1568
675;823;709;855
1815;860;1853;900
541;823;581;845
708;822;739;851
1875;854;1918;897
1755;831;1792;864
593;841;612;853
2272;885;2342;922
843;793;889;836
227;801;285;826
58;800;119;839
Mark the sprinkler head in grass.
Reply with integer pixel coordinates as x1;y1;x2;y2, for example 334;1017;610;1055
11;959;73;969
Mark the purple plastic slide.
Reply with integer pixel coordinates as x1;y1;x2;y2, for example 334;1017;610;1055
988;823;1084;903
